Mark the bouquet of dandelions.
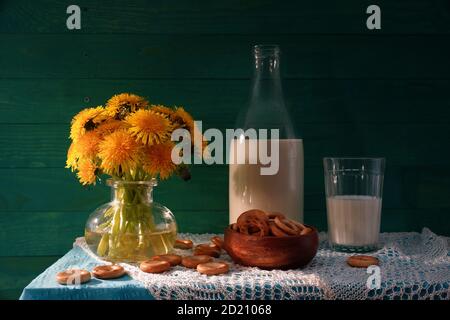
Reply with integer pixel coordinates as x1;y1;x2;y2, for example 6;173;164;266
66;93;205;261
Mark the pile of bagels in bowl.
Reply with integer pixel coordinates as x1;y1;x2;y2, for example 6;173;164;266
230;209;313;237
224;209;319;270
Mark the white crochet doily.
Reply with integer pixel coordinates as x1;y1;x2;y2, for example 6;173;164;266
74;228;450;300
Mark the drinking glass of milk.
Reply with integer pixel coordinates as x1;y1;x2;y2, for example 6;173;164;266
323;158;385;252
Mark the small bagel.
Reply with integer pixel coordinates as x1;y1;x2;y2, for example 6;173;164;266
197;261;230;276
267;212;285;220
238;223;250;235
269;221;290;237
140;260;171;273
237;209;268;221
152;254;182;266
290;219;306;231
210;236;224;249
274;216;300;235
198;242;221;251
194;244;221;258
248;225;261;234
174;239;193;250
230;223;239;231
92;265;125;279
182;255;213;269
347;255;379;268
237;209;268;227
300;227;312;235
56;269;91;285
238;217;270;237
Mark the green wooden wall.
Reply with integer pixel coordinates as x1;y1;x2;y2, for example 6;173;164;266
0;0;449;299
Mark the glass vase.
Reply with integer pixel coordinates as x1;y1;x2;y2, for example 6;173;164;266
85;179;177;263
229;44;304;223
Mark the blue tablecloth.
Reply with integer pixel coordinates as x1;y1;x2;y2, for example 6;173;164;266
20;246;153;300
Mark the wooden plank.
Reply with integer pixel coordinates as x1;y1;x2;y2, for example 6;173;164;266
0;210;86;256
1;34;449;79
1;123;450;168
0;289;23;300
0;0;448;35
1;79;449;124
0;165;449;214
0;166;228;212
0;256;59;299
1;208;448;257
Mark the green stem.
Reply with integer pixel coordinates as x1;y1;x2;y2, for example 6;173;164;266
95;182;157;261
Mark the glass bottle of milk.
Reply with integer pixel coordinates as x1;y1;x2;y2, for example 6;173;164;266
229;45;304;223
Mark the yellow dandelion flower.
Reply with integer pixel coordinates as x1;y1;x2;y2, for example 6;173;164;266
98;130;141;176
142;142;176;180
151;104;175;118
96;119;129;136
70;106;105;141
66;142;78;171
172;107;207;156
75;130;102;160
77;159;98;185
105;93;149;120
126;109;173;145
173;107;194;133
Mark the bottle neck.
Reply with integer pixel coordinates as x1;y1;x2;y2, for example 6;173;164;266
254;53;281;79
109;181;155;205
243;46;295;138
251;53;284;105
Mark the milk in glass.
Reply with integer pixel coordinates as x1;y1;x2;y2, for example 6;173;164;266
326;195;382;247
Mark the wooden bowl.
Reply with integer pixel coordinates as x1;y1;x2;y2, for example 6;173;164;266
223;225;319;270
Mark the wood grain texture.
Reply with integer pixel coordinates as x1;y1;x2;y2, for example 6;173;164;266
0;166;227;212
0;256;59;299
1;34;450;79
0;0;449;35
1;79;450;124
